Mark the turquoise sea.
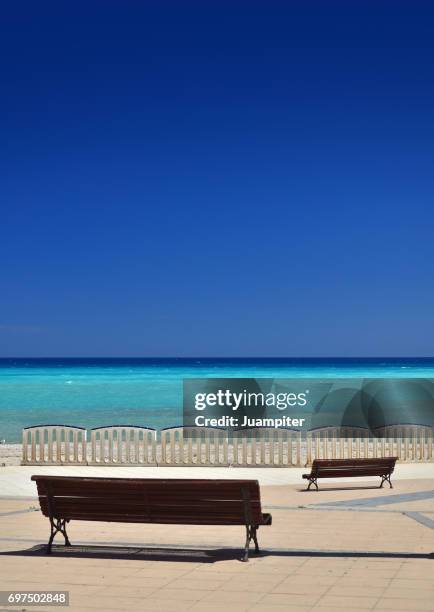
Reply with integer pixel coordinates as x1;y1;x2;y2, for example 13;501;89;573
1;358;434;442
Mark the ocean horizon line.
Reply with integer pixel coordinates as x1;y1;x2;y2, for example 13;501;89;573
2;356;434;361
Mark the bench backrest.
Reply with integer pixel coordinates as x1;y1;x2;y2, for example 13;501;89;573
31;476;264;525
311;457;397;477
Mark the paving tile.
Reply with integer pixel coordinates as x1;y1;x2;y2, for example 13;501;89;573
343;569;398;580
142;587;207;602
67;609;135;612
244;563;301;575
271;581;331;596
114;576;176;588
90;585;157;598
389;578;434;590
251;606;311;612
326;585;385;597
189;562;249;574
189;603;250;612
292;566;349;577
201;589;263;604
353;559;403;570
277;574;338;587
218;577;283;593
254;592;322;607
66;595;158;610
143;602;195;612
381;586;434;600
375;598;434;610
125;567;192;579
332;576;392;588
317;594;378;609
312;608;375;612
395;566;434;579
185;569;231;581
166;577;226;591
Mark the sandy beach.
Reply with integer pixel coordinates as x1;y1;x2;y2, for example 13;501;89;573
0;444;21;466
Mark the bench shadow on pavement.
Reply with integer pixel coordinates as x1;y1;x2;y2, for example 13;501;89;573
1;545;433;563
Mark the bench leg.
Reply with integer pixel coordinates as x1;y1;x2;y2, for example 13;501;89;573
252;526;260;553
47;518;71;554
307;478;318;491
380;474;393;489
243;525;259;562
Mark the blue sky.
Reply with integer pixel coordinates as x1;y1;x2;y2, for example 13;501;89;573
1;2;434;357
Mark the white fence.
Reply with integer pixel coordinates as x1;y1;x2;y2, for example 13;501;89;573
21;423;434;466
89;426;156;465
22;425;87;465
160;427;229;466
231;428;302;466
307;425;434;463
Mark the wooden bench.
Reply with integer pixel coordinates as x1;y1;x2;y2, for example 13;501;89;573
31;476;272;561
302;457;398;491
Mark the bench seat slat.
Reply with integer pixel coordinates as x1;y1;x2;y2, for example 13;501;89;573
39;503;264;522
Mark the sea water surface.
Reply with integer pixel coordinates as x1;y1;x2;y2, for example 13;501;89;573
1;358;434;442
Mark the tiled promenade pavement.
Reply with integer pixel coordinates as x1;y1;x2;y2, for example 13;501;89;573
0;473;433;611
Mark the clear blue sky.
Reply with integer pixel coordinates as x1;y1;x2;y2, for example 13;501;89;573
1;2;434;357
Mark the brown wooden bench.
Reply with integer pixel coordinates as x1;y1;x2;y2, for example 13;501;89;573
31;476;272;561
302;457;398;491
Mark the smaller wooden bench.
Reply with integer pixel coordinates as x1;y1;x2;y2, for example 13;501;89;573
302;457;398;491
32;476;272;561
